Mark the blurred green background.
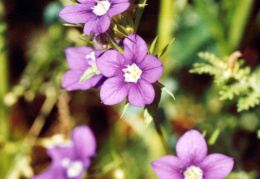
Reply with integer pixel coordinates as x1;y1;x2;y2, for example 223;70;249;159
0;0;260;178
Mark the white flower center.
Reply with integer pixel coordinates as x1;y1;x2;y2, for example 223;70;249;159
92;0;111;16
183;165;203;179
61;158;84;178
122;63;142;83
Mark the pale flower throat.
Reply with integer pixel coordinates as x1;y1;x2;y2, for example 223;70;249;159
183;165;203;179
61;158;84;178
122;63;142;83
92;0;111;16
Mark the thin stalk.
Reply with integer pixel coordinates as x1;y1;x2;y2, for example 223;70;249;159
134;0;147;32
153;116;169;155
0;1;9;141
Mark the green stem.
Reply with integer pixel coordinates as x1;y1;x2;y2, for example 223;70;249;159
0;1;9;141
134;0;147;32
157;0;174;52
153;116;169;155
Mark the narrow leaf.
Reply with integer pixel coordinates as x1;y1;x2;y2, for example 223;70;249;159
155;82;175;100
106;33;123;54
120;102;129;119
149;36;159;54
143;107;153;127
157;38;175;57
208;128;220;145
134;0;147;32
63;23;82;27
79;64;100;83
113;25;127;37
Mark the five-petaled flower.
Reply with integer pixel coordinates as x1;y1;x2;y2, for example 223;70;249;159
151;130;234;179
33;126;96;179
59;0;130;35
96;33;163;107
62;47;106;91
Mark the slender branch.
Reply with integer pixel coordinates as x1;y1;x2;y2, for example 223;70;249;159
134;0;147;32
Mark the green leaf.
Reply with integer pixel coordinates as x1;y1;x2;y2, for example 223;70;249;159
63;23;82;27
219;82;250;100
237;91;260;112
208;128;220;145
157;38;175;58
116;24;130;35
113;25;127;37
143;107;153;127
106;33;123;54
78;36;102;46
120;102;129;119
134;0;147;32
79;64;101;83
155;82;175;100
257;130;260;139
149;36;159;54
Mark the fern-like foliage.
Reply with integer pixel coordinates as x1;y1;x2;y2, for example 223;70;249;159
190;51;260;112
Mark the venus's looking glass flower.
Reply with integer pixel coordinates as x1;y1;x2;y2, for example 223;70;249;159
33;126;96;179
59;0;130;35
62;47;106;91
96;33;163;107
151;130;234;179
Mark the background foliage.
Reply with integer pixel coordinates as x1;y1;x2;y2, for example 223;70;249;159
0;0;260;178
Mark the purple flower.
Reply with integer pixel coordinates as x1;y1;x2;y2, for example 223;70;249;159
96;34;163;107
62;46;106;91
151;130;234;179
33;126;96;179
59;0;130;35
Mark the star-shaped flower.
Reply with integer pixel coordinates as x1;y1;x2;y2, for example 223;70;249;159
96;33;163;107
62;46;106;91
151;130;234;179
33;126;96;179
59;0;130;35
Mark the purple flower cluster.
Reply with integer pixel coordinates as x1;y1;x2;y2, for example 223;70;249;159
62;34;163;107
59;0;164;108
34;126;96;179
59;0;130;35
152;130;234;179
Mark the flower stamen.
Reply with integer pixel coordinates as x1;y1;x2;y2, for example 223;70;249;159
183;165;203;179
122;63;142;83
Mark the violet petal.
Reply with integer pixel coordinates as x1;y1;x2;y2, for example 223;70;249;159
59;4;95;24
33;169;66;179
91;14;111;34
123;34;148;64
199;153;234;179
62;71;93;91
151;155;183;179
96;49;125;77
128;79;155;107
71;126;96;160
65;47;93;70
139;54;163;83
176;130;207;166
47;145;75;170
100;76;129;105
83;14;110;35
107;0;130;17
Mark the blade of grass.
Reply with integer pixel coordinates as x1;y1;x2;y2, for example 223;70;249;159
228;0;253;50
